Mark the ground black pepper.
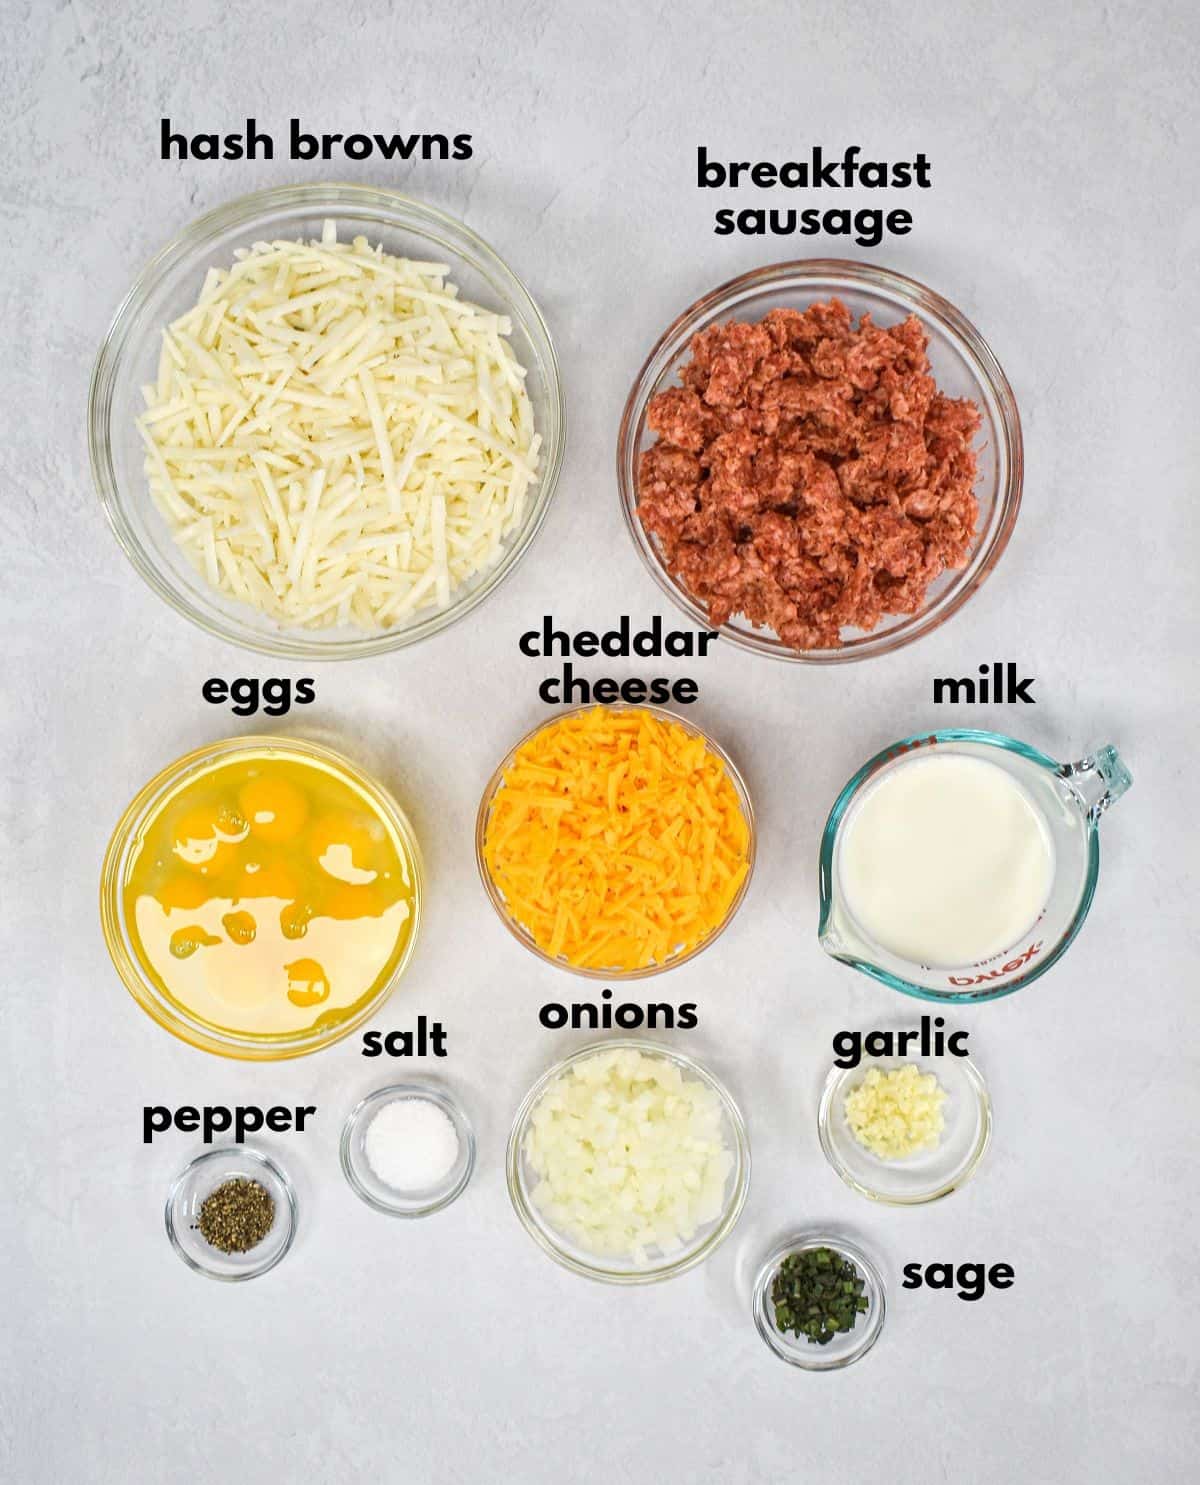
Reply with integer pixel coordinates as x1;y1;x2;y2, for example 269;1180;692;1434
194;1177;275;1254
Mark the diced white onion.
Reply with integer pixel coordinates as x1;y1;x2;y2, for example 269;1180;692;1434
523;1049;734;1265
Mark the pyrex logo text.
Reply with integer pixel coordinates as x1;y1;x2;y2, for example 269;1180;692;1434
948;941;1043;987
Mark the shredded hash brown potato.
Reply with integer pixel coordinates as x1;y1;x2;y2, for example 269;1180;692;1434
139;221;540;630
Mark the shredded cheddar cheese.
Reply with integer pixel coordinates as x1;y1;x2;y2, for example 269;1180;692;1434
483;707;751;972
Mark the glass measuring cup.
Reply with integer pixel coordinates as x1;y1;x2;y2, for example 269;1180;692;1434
818;730;1131;1003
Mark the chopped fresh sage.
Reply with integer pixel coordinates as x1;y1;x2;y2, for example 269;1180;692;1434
771;1245;869;1345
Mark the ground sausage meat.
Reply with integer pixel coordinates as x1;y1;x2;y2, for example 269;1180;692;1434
637;300;981;650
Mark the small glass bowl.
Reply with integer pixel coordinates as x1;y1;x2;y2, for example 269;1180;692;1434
89;183;564;659
340;1082;476;1218
818;1052;992;1204
507;1038;751;1284
100;734;424;1061
165;1147;297;1281
476;703;756;979
617;259;1022;663
753;1232;886;1370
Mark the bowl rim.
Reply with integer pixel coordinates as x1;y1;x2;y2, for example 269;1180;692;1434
164;1145;298;1282
339;1080;477;1218
99;732;425;1060
88;181;566;660
475;702;757;979
506;1036;751;1284
816;1054;993;1205
752;1230;887;1369
616;257;1023;664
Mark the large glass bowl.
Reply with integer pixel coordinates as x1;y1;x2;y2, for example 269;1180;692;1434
507;1038;751;1284
100;734;424;1060
89;183;564;659
476;704;756;979
617;260;1021;663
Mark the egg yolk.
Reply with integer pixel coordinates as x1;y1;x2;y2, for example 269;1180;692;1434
172;807;238;874
169;925;222;959
309;812;379;883
213;804;250;841
239;777;309;843
321;882;388;920
156;875;211;911
280;901;316;940
285;957;330;1007
229;856;300;902
222;910;257;945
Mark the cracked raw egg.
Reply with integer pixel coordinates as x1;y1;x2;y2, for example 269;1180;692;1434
309;812;380;884
171;806;239;874
117;744;419;1049
239;776;309;843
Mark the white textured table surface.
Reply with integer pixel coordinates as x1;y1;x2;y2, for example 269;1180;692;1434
4;3;1198;1481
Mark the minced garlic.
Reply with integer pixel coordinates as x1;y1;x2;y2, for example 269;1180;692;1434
843;1064;946;1160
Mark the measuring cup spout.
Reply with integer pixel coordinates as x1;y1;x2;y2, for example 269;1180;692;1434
1057;745;1132;825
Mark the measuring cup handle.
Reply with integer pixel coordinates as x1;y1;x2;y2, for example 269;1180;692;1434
1057;745;1133;825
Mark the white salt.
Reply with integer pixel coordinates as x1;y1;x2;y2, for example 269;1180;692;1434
364;1097;460;1191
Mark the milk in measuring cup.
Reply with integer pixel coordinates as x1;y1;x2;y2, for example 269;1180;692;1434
836;754;1054;968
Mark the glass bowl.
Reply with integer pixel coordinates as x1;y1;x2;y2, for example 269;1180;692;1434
165;1146;297;1281
475;703;756;979
818;1050;992;1204
89;183;564;659
340;1081;476;1218
617;259;1021;663
507;1038;751;1283
753;1232;886;1370
100;734;424;1060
